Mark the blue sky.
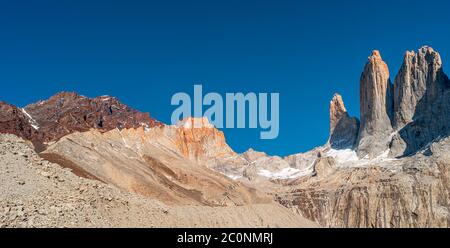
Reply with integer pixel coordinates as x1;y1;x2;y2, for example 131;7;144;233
1;0;450;156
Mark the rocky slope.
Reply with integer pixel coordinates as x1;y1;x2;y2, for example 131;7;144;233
5;92;161;147
41;127;268;206
0;134;316;227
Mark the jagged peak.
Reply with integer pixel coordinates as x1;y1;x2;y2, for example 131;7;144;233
330;93;348;133
403;46;442;66
420;46;442;65
328;92;359;150
330;93;347;112
46;92;123;103
365;50;390;78
49;91;82;100
419;45;435;54
176;117;214;129
368;50;383;62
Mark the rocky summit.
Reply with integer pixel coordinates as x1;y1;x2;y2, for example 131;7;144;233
23;92;160;146
357;50;394;158
391;47;450;157
328;94;359;150
2;46;450;228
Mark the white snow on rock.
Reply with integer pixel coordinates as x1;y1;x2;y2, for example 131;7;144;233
222;173;242;180
324;149;359;163
325;148;396;167
258;167;309;180
176;117;214;129
21;108;39;130
99;95;111;101
140;123;151;132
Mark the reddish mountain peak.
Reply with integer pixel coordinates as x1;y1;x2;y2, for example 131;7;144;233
49;91;81;100
22;92;162;143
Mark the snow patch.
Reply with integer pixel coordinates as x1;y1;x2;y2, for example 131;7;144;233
117;129;131;148
325;148;397;167
21;108;39;130
140;123;151;132
180;120;192;128
325;149;359;163
176;117;214;129
258;167;309;180
224;174;242;180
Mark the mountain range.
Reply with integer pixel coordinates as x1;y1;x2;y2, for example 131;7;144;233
1;46;450;227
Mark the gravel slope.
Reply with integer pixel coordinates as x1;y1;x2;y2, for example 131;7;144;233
0;134;317;228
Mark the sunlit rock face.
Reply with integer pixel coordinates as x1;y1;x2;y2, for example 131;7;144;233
328;94;359;150
41;126;270;206
391;46;450;157
357;50;394;159
274;47;450;228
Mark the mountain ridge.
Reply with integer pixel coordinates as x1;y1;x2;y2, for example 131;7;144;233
2;45;450;227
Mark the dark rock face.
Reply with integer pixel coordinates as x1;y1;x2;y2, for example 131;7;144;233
328;94;359;149
24;92;161;143
391;47;450;157
0;102;36;141
357;51;394;158
1;92;161;146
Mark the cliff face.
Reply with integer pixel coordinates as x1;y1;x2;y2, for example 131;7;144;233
274;46;450;228
352;47;450;158
329;94;359;149
357;51;394;158
173;117;236;162
393;48;438;129
391;47;450;157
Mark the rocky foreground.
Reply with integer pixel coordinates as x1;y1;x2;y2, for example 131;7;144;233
275;137;450;227
0;134;316;228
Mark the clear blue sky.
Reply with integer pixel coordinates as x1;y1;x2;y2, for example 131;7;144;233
1;0;450;156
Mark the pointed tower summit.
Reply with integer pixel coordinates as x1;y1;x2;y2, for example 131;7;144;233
357;50;394;158
329;93;359;149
